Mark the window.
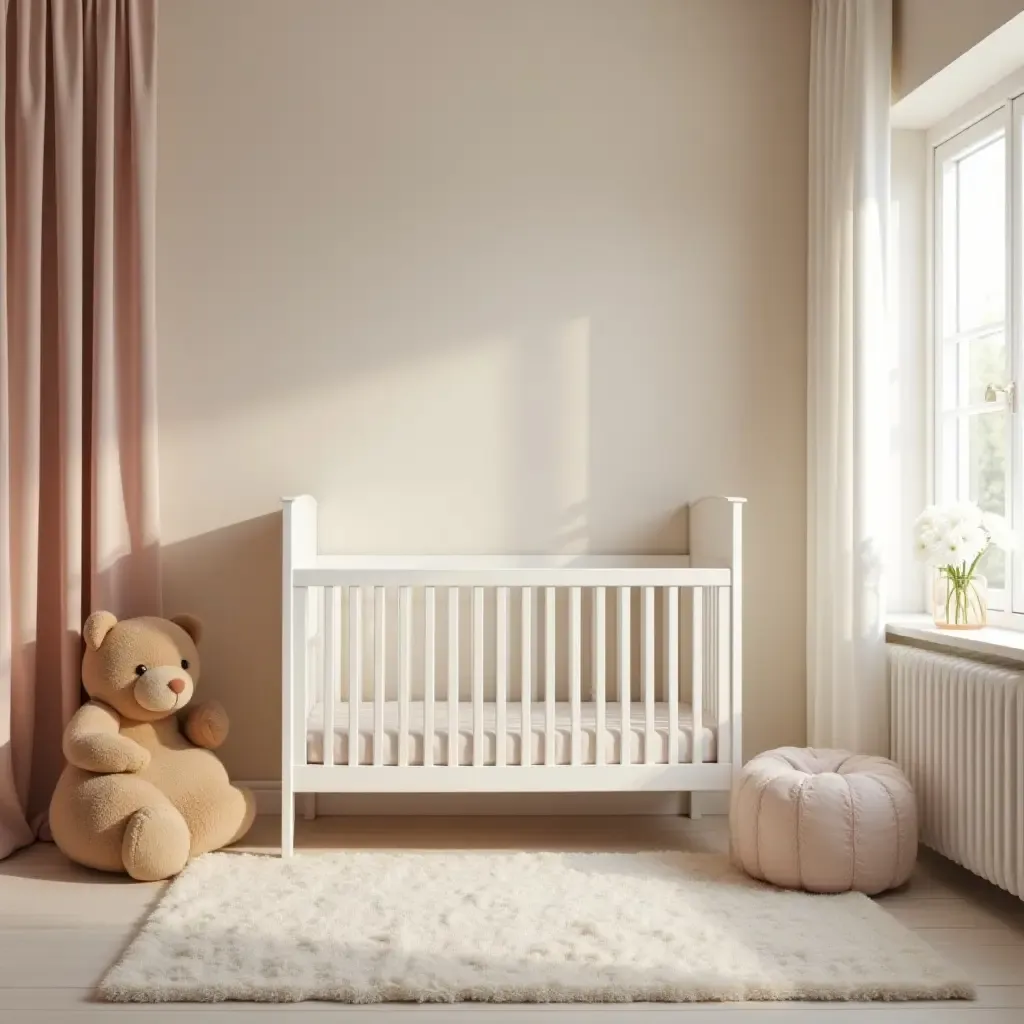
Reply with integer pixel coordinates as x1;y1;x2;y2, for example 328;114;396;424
933;99;1024;619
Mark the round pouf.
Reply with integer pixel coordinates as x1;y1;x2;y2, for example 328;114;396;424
729;747;918;895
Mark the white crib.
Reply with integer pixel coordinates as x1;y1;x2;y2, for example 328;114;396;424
281;495;744;855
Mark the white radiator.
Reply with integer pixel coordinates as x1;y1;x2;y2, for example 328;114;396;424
889;644;1024;899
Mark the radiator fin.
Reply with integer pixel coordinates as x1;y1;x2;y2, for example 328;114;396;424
889;644;1023;900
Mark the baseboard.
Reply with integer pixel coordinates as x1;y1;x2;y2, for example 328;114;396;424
240;782;729;817
244;781;286;816
691;792;730;816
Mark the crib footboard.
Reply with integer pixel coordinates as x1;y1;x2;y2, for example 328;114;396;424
280;496;743;854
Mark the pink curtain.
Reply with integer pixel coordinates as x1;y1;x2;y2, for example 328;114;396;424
1;0;160;860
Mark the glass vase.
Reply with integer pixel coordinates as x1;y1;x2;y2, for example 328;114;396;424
932;573;988;630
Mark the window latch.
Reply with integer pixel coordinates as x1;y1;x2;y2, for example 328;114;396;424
984;381;1016;408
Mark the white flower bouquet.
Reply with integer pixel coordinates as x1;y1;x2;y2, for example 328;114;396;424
914;502;1015;628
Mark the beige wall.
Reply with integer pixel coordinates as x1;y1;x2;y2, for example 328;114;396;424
895;0;1024;98
157;0;810;785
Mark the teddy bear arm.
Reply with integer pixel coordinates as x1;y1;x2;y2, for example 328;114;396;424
182;699;229;750
63;701;150;773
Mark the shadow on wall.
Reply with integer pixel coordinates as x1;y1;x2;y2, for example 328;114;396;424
161;516;282;783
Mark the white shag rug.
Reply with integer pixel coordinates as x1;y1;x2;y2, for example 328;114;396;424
99;851;974;1004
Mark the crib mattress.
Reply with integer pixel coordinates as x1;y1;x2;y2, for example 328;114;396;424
306;701;717;767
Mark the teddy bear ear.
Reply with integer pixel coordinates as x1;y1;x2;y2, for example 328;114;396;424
83;611;118;651
171;614;202;645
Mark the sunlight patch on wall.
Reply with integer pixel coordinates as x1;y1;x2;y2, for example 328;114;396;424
159;335;516;550
554;316;591;554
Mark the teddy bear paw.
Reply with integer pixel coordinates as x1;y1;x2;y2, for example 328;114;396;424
186;701;229;749
123;744;151;773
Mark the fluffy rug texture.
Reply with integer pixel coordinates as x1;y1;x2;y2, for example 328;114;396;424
99;851;973;1004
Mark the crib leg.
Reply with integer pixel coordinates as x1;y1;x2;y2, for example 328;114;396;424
302;793;317;820
688;792;703;820
281;789;295;857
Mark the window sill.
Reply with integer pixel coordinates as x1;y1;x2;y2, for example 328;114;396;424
886;614;1024;665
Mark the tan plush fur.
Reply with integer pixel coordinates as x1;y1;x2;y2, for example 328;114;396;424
50;613;255;881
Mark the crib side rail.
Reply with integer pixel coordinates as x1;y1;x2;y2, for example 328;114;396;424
294;565;729;588
290;580;734;776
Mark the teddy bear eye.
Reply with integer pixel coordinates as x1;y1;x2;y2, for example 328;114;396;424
134;664;147;677
181;659;189;670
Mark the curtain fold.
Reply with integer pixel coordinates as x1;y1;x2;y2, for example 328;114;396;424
807;0;892;755
0;0;160;861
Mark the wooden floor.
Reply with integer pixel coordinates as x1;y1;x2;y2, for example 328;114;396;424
2;814;1023;1022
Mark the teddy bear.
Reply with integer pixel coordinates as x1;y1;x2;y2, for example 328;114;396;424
49;611;256;881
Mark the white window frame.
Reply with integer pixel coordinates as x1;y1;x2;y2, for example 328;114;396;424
928;71;1024;628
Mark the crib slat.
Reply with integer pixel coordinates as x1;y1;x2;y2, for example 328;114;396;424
666;587;679;764
399;586;412;767
619;586;631;766
521;587;533;767
704;587;717;735
643;587;655;764
496;587;508;767
322;587;338;767
703;589;712;756
373;587;386;766
448;587;459;767
570;586;582;764
692;586;704;765
704;590;713;737
473;587;484;767
348;587;362;766
306;592;319;726
424;587;435;767
307;594;319;725
292;587;309;772
594;586;606;765
545;586;556;765
717;587;731;764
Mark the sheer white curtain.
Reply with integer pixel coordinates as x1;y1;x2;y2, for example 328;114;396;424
807;0;892;754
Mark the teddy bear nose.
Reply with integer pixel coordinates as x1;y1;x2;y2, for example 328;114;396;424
168;678;186;695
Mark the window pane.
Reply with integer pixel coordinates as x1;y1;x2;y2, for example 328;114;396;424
967;410;1007;588
978;544;1006;590
959;329;1006;405
939;414;959;502
942;163;958;337
967;409;1007;514
957;136;1005;332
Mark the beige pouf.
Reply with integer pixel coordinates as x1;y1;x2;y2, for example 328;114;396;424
730;747;918;895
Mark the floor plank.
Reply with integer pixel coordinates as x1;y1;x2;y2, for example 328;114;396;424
2;814;1023;1020
915;927;1024;947
0;928;133;989
880;899;1018;930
